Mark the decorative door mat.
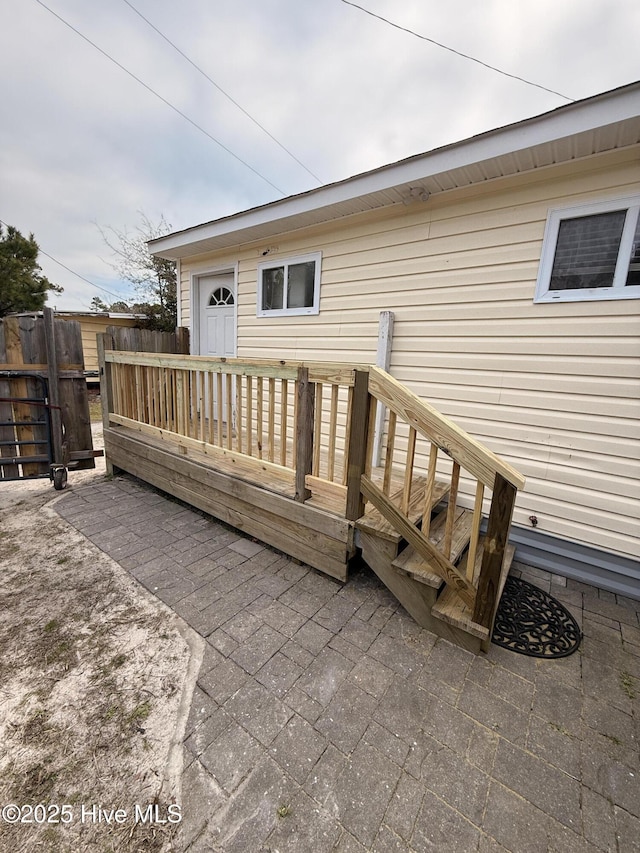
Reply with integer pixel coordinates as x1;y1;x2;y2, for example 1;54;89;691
492;575;582;658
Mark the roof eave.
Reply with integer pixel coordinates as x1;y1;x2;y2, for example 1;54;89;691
149;81;640;260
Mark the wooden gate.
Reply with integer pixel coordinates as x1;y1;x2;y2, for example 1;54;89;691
0;308;96;480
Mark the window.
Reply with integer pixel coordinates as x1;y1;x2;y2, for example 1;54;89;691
209;286;234;306
257;252;321;316
534;196;640;303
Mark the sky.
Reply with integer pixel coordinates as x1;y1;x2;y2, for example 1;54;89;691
1;0;639;311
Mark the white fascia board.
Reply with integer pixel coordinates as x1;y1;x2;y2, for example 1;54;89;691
149;83;640;258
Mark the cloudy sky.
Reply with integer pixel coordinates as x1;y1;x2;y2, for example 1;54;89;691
1;0;638;311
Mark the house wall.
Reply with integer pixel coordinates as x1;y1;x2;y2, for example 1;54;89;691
179;146;640;567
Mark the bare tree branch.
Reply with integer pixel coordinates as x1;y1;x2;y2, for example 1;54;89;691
96;212;177;330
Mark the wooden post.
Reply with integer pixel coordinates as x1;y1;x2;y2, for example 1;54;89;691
345;369;371;520
0;321;14;480
175;326;190;354
466;481;485;582
473;473;517;629
43;307;63;465
97;332;115;476
372;311;394;466
295;366;314;502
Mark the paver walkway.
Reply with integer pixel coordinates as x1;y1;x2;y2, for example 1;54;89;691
56;474;640;853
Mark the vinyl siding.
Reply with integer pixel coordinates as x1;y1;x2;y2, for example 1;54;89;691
179;146;640;560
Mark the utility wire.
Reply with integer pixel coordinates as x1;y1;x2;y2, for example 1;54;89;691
120;0;323;184
1;218;134;302
38;249;133;302
32;0;286;195
340;0;573;102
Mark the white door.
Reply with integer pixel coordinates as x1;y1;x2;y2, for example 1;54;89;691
198;273;236;359
198;273;236;424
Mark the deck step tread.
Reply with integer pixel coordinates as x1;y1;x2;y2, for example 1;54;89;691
427;505;474;564
392;553;443;588
356;476;449;542
431;541;516;640
392;505;474;588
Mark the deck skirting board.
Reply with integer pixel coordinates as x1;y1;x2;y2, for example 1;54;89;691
105;427;352;581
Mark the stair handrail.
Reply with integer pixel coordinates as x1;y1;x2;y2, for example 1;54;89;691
364;366;525;632
367;367;525;491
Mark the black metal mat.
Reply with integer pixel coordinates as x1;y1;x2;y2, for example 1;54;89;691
492;575;582;658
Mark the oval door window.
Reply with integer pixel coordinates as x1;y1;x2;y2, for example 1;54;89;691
209;287;235;306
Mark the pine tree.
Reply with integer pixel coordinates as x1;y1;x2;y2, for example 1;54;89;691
0;224;63;316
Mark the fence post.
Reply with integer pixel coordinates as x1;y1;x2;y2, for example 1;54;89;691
175;326;190;354
345;369;371;521
43;307;63;465
97;332;115;476
473;473;517;630
295;367;314;502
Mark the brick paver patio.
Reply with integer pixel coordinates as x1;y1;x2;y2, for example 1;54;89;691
55;475;640;853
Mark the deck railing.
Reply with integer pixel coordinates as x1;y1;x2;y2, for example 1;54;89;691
101;351;525;632
102;351;357;506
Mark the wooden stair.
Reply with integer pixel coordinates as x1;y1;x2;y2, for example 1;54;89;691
431;540;516;651
356;475;450;542
357;477;516;653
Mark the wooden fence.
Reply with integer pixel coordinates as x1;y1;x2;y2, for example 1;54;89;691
103;325;189;355
0;308;95;478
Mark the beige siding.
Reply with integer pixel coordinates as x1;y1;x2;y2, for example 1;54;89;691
180;147;640;560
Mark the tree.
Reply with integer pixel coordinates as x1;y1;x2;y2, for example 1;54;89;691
0;224;63;317
98;213;177;332
90;296;109;312
109;300;132;313
89;296;133;313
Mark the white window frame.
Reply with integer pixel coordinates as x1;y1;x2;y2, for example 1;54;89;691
534;195;640;303
257;251;322;317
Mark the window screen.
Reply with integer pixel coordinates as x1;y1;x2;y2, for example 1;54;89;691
549;210;626;291
534;197;640;303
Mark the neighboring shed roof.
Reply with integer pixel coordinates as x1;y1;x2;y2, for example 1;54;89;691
56;312;141;320
149;81;640;261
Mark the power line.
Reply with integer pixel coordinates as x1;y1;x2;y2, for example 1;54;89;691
38;249;133;302
120;0;323;184
32;0;287;195
340;0;574;102
0;218;133;302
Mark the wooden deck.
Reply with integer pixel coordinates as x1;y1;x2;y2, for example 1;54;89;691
104;414;410;581
106;423;355;580
99;349;526;652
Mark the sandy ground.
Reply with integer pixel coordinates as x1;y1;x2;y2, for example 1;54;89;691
0;424;203;853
